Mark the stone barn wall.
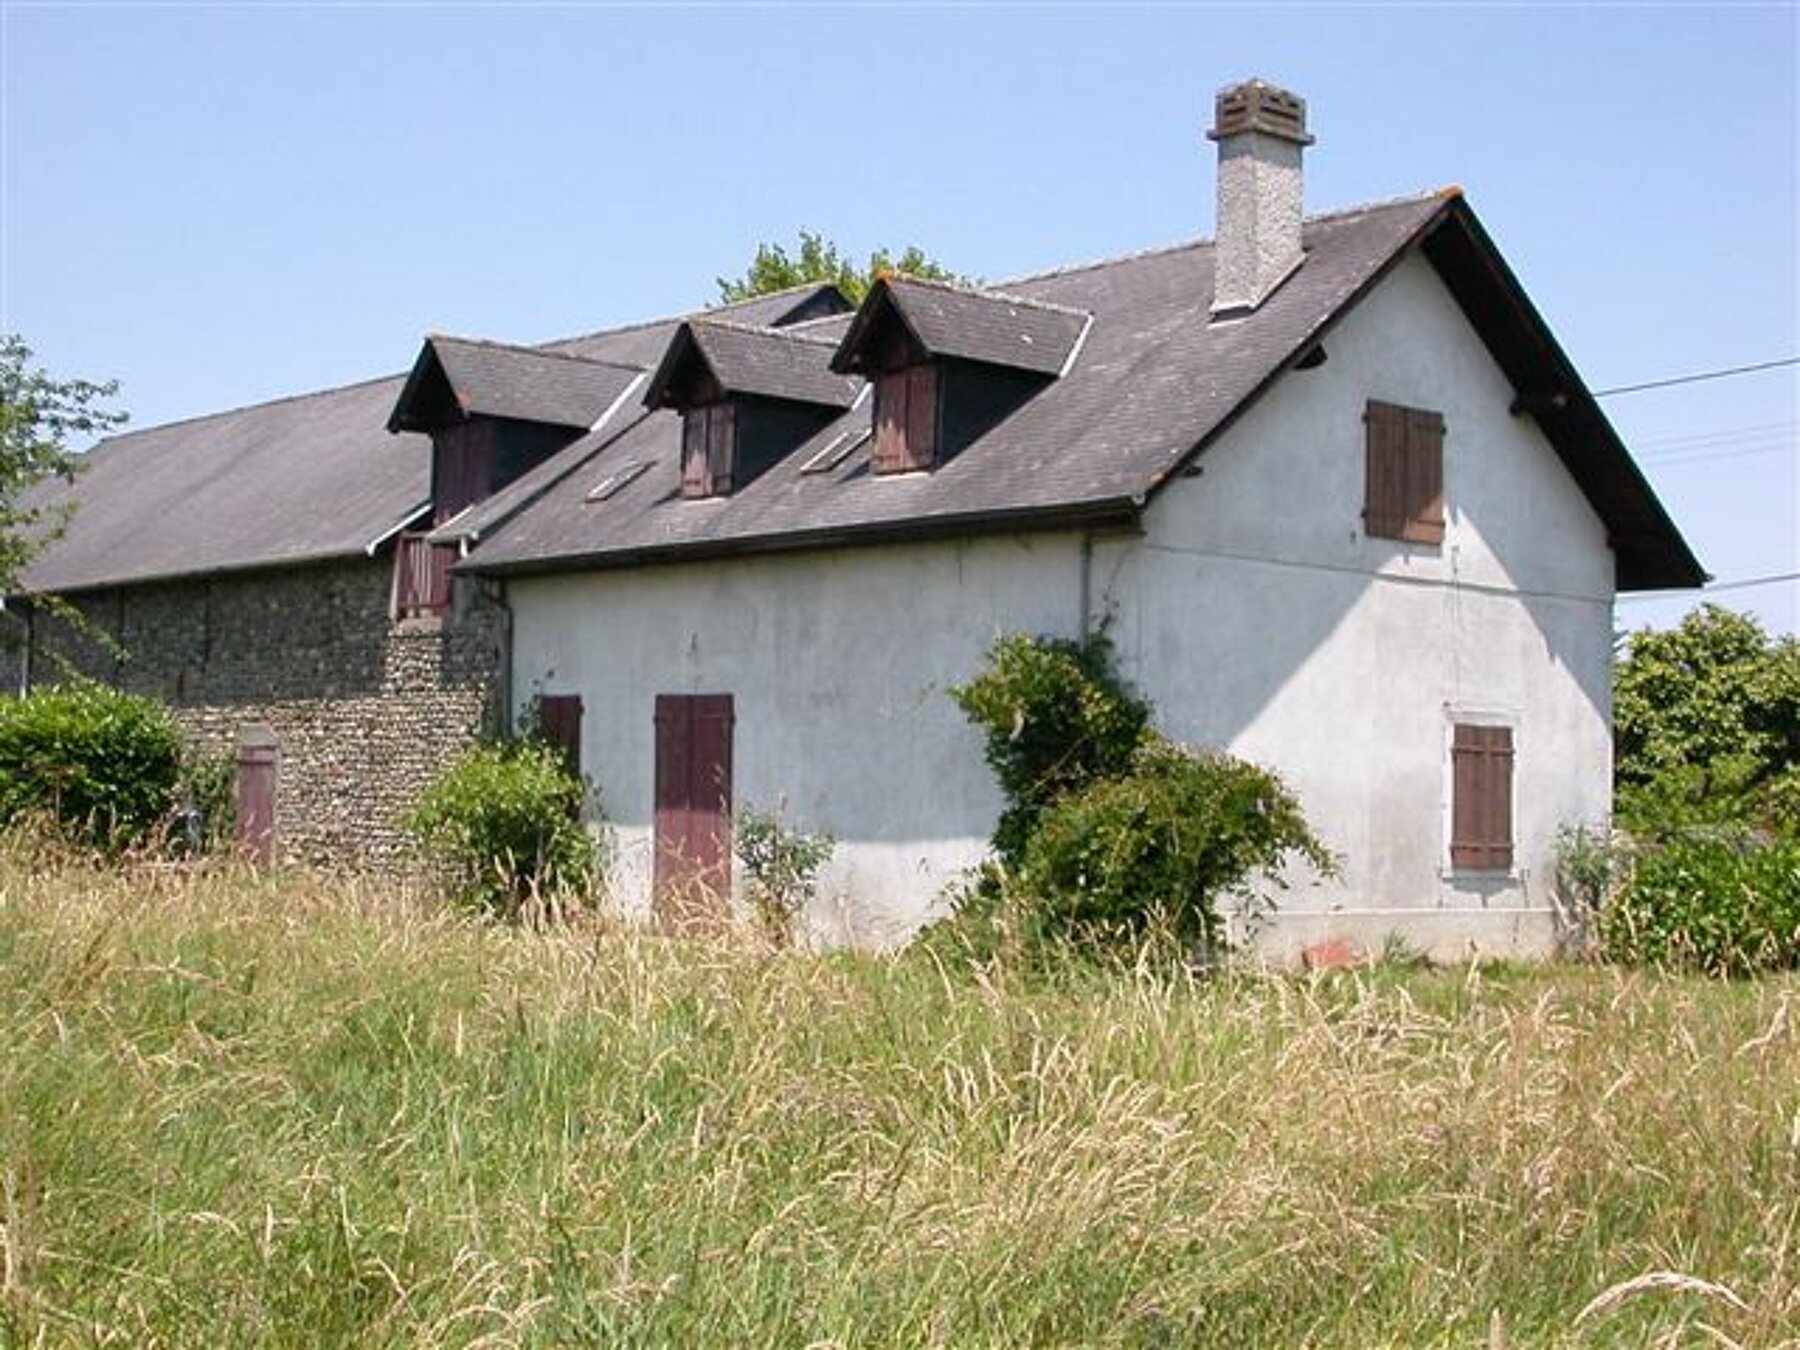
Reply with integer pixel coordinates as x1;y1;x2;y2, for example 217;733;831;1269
26;555;507;869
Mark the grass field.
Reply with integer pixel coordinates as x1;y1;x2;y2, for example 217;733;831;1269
0;851;1795;1347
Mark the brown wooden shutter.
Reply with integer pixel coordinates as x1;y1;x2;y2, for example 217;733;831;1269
873;365;938;475
1364;400;1444;544
706;402;736;494
536;694;583;774
1451;724;1514;870
873;371;907;473
1402;407;1445;544
902;364;938;471
681;409;710;497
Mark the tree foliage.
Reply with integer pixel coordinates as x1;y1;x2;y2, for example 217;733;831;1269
1614;605;1799;837
949;633;1151;864
0;335;126;594
716;230;965;305
406;740;597;917
0;681;183;851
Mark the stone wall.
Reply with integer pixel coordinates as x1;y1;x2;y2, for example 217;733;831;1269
29;554;507;869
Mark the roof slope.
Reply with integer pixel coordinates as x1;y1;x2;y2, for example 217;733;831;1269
18;375;429;594
16;284;848;594
644;321;861;411
464;192;1701;590
389;337;643;432
831;275;1090;377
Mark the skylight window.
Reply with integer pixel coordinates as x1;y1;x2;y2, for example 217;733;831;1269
586;460;651;503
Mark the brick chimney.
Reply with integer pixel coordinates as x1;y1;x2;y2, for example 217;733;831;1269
1208;79;1313;317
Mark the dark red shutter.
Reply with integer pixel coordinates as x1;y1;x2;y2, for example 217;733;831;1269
433;422;494;523
653;693;735;927
234;731;279;864
536;694;583;774
1451;724;1514;870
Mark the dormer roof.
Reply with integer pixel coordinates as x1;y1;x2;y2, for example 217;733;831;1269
643;320;861;413
387;335;642;434
829;274;1091;378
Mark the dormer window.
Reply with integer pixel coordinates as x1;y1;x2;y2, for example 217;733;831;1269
872;365;939;474
645;320;858;499
831;275;1090;476
681;403;737;498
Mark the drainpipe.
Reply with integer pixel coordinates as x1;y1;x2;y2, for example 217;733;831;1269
1079;534;1094;642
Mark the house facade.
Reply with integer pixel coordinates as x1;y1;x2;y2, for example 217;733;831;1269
15;81;1700;956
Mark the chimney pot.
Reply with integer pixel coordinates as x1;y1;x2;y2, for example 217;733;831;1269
1209;78;1312;317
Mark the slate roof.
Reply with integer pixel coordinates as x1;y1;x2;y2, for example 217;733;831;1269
460;192;1702;591
830;275;1091;377
643;321;861;412
16;376;430;594
389;336;643;433
17;198;1704;596
15;284;847;594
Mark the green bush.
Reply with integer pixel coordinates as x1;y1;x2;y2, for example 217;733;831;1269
735;804;835;947
949;632;1150;862
1018;739;1333;959
1601;834;1800;976
406;741;597;916
0;681;183;850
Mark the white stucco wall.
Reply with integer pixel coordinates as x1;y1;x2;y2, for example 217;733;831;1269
1102;251;1615;959
506;249;1617;961
506;533;1085;947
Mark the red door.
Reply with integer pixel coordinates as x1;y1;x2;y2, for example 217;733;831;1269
654;693;734;928
234;730;279;864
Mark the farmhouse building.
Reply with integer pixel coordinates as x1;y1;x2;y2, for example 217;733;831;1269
14;81;1701;958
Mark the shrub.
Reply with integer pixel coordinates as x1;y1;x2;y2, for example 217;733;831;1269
1017;739;1333;959
0;681;182;850
734;804;835;947
406;740;596;916
949;632;1150;862
1600;834;1800;976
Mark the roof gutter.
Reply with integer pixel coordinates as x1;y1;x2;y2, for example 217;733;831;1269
458;496;1142;580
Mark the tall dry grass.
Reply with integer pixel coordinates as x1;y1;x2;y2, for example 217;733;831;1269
0;847;1794;1346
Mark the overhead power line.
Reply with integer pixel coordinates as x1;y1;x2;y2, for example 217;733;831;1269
1618;570;1800;602
1594;356;1800;398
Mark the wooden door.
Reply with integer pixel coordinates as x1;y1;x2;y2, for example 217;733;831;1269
654;693;734;928
234;727;279;864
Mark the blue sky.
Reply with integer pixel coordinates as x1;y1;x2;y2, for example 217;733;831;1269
3;3;1795;633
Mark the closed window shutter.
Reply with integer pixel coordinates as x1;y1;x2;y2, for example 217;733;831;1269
1365;400;1445;544
681;409;710;496
873;365;938;474
1451;724;1514;870
1402;407;1445;544
902;364;938;471
681;405;736;498
706;403;736;493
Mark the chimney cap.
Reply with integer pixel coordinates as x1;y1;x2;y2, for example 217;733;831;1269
1207;78;1314;146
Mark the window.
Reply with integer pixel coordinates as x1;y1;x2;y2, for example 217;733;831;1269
872;365;938;474
1364;400;1444;544
393;531;455;620
681;404;736;498
1450;723;1513;871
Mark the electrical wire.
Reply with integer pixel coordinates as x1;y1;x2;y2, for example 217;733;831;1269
1593;356;1799;398
1618;571;1800;602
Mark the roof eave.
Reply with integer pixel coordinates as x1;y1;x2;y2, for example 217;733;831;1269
459;496;1142;579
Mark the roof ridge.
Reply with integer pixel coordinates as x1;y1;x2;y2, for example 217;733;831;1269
85;369;411;447
880;271;1091;319
541;281;843;351
687;316;842;348
997;187;1454;286
429;331;644;374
